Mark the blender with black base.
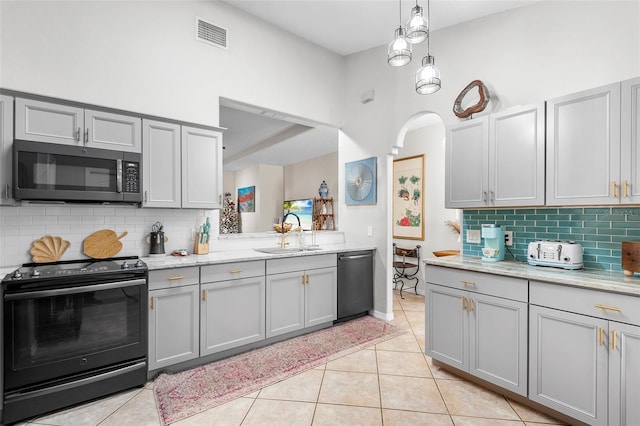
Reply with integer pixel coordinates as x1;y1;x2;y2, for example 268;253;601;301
481;224;505;262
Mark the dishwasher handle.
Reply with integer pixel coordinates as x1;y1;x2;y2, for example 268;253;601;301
338;253;373;261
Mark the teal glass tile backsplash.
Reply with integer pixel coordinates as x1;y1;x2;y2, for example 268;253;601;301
462;207;640;271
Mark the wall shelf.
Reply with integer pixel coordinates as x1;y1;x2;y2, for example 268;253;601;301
313;198;335;231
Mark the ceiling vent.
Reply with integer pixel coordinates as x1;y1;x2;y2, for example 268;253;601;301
196;17;227;49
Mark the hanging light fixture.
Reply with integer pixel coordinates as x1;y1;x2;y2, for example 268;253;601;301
415;0;441;94
387;0;412;67
406;1;428;44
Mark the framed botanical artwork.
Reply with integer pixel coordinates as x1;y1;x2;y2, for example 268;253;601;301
393;155;424;240
345;157;377;205
237;186;255;212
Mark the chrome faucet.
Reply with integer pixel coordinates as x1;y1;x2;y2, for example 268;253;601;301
280;213;301;248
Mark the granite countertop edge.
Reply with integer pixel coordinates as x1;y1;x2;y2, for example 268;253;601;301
425;256;640;297
142;244;376;271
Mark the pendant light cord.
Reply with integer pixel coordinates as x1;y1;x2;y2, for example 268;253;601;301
426;0;431;54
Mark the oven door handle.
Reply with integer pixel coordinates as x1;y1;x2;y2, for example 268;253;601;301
4;278;146;301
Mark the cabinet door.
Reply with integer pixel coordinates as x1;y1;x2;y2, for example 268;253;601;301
15;98;84;145
469;293;527;396
266;271;305;338
305;267;337;327
201;276;266;356
609;322;640;426
489;103;545;207
621;77;640;204
181;126;223;209
529;305;608;425
148;285;200;371
445;117;489;208
85;109;141;152
546;83;621;205
142;119;181;208
0;95;13;204
425;284;468;370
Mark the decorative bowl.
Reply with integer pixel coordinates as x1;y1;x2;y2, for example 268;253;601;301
273;223;293;233
482;248;500;258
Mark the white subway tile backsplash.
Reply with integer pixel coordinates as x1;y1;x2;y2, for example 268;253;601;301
45;206;71;216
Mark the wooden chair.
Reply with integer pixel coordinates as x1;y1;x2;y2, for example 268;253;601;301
392;243;421;299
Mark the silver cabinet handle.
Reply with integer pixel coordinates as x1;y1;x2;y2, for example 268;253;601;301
84;128;89;145
75;127;81;142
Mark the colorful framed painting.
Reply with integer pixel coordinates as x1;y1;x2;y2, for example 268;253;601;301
345;157;377;205
393;155;424;240
238;186;255;212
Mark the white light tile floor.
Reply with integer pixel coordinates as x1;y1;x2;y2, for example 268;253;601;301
22;291;566;426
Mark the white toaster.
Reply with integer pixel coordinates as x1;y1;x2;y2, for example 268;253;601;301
527;240;584;270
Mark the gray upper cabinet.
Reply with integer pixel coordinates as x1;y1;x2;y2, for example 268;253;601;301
181;126;223;209
425;266;528;396
0;95;14;204
620;76;640;204
15;98;141;152
142;119;181;208
445;103;545;208
546;83;621;205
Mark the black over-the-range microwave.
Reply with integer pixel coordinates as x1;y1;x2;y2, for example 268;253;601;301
13;140;142;204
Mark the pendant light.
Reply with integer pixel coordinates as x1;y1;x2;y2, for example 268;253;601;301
415;0;441;94
387;0;412;67
406;1;428;44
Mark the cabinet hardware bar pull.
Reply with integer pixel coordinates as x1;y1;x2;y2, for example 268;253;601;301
4;183;8;199
75;127;80;141
594;304;622;313
301;275;305;285
305;274;309;284
624;180;629;198
167;276;185;281
599;327;605;346
482;191;487;203
84;128;89;144
462;297;467;311
150;297;154;310
612;181;618;198
490;190;494;202
611;330;617;350
202;289;206;302
468;299;475;312
144;191;148;203
460;280;476;287
228;269;243;274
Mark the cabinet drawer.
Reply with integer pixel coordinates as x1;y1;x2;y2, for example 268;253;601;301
149;266;199;290
201;260;265;283
530;280;640;326
267;254;337;275
425;265;527;302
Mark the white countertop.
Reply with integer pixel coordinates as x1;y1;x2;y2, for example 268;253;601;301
425;256;640;297
142;244;376;271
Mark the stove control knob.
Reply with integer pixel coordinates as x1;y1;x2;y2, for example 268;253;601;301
31;269;41;278
121;262;130;269
12;270;23;279
135;260;144;268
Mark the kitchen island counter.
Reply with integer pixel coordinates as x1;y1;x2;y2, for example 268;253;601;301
425;255;640;296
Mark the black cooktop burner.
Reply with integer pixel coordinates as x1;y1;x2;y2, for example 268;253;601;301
2;256;147;284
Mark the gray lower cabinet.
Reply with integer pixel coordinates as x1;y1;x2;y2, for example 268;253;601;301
148;267;200;371
425;266;528;396
529;280;640;426
266;254;337;338
200;261;266;356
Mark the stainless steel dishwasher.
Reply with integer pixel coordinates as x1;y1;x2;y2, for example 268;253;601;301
336;251;374;322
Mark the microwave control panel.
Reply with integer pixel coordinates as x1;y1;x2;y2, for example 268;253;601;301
123;161;140;193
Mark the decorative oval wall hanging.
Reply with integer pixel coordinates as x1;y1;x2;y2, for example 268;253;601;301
453;80;490;118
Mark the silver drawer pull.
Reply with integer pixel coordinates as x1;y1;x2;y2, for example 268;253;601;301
594;304;622;313
460;280;476;287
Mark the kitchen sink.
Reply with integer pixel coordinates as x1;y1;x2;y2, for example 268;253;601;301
254;246;323;254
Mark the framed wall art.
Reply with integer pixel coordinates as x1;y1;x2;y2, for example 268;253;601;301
344;157;377;205
237;186;255;212
393;155;424;240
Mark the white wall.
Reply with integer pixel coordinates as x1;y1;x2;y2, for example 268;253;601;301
341;1;640;318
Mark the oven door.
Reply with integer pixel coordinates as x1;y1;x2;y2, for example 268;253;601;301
4;278;147;391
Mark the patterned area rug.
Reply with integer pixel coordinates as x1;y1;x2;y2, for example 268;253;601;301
154;316;404;425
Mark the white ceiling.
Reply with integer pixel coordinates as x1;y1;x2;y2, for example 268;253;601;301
220;0;538;171
221;0;538;56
